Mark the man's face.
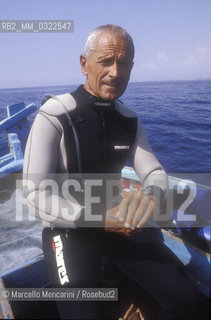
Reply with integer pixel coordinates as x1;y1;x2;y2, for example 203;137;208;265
80;32;134;100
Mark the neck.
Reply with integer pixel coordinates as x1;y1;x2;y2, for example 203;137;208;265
79;85;114;107
83;84;115;103
83;83;97;97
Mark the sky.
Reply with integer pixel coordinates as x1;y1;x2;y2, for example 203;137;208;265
0;0;211;88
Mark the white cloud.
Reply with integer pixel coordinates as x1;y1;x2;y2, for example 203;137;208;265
136;47;211;81
140;51;168;71
140;61;158;71
179;47;210;68
156;51;169;62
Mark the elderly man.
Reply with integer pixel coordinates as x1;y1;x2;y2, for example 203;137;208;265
23;25;207;319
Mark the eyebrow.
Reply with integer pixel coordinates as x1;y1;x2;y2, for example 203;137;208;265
96;53;133;63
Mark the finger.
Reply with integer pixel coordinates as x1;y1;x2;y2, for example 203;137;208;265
131;194;150;228
117;190;134;222
111;204;120;215
105;226;133;236
120;190;127;197
131;183;142;192
124;189;142;228
105;205;121;228
137;197;155;228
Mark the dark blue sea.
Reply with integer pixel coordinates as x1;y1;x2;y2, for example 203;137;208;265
0;80;211;173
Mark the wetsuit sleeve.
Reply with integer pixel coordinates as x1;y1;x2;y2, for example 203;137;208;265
23;113;82;228
129;119;169;194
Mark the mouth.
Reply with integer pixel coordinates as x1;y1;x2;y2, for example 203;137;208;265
103;82;121;89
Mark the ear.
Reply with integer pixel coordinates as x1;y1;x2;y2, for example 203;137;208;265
80;54;88;75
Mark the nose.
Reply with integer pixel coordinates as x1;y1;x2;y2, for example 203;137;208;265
109;61;120;78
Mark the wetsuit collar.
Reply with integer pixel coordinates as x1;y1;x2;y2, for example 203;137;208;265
76;85;115;108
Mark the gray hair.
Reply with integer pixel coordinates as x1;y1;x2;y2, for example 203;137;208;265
84;24;134;58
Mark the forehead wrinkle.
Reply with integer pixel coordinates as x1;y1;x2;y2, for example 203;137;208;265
95;46;131;59
98;44;128;53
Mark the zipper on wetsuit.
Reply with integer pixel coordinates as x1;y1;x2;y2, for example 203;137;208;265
100;109;106;161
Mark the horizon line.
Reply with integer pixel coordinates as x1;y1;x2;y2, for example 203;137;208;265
1;78;211;91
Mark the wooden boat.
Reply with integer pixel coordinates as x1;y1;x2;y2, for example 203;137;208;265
0;102;210;319
0;102;36;178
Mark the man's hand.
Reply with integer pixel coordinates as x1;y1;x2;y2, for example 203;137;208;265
105;185;155;236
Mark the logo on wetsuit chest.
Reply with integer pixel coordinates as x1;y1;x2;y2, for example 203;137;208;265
114;145;130;150
52;235;69;285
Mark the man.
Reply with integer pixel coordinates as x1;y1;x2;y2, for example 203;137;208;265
23;25;208;319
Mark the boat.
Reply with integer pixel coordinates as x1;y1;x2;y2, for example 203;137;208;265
0;102;210;319
0;102;36;178
0;101;37;203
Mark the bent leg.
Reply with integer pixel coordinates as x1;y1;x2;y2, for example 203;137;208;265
42;228;104;319
104;229;210;320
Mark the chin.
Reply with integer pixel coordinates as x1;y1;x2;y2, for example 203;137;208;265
102;90;122;101
103;94;117;101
